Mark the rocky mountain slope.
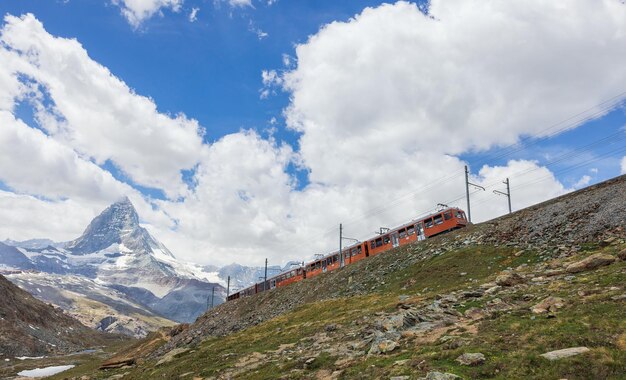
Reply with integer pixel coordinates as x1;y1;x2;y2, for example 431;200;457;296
43;175;626;379
0;198;225;336
0;273;116;358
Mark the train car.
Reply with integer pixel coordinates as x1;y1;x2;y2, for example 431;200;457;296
226;207;468;302
366;207;467;255
276;267;305;287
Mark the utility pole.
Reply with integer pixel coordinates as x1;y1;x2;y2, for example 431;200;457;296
506;178;512;214
264;258;268;291
493;178;512;214
465;165;471;222
464;165;485;222
209;286;215;310
339;223;343;268
226;276;230;298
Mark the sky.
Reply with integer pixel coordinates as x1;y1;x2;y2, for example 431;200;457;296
0;0;625;267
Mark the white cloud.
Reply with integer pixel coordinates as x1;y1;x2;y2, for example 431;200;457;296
228;0;253;8
281;54;292;68
189;7;200;22
2;2;626;268
0;111;131;202
621;156;626;174
0;14;205;199
281;1;626;186
248;20;268;40
112;0;183;28
260;69;281;98
0;191;98;242
469;160;570;222
573;175;592;189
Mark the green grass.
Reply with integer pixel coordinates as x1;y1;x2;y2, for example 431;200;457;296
43;244;626;379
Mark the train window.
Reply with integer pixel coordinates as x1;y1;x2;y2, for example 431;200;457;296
351;248;358;256
455;210;462;218
434;215;443;225
444;211;452;220
461;211;467;220
399;228;407;238
358;246;362;254
383;235;390;244
375;238;383;247
370;241;376;249
407;225;415;235
333;255;338;263
315;262;321;269
425;218;434;228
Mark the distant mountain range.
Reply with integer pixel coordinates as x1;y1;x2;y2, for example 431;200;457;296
217;261;304;291
0;197;303;337
0;198;225;336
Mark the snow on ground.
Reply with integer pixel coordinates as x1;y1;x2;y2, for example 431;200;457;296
17;365;74;377
131;281;174;298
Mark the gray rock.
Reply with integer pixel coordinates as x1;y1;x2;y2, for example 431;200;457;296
422;372;462;380
540;347;590;360
368;339;398;355
531;296;565;314
495;272;525;286
566;253;616;273
456;352;485;366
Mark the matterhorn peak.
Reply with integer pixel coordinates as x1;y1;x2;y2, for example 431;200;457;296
65;196;143;255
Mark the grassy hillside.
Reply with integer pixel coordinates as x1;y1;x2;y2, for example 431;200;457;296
42;175;626;380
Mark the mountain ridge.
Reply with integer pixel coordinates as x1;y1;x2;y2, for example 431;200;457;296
0;198;225;336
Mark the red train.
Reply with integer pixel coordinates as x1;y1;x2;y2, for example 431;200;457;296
226;207;468;301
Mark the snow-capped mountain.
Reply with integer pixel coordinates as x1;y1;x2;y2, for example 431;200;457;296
0;197;225;334
218;260;304;292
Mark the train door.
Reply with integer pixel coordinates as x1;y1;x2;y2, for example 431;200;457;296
416;222;426;241
365;243;370;257
391;232;400;248
322;259;327;273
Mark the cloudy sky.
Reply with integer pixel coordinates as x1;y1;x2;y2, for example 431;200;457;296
1;0;625;267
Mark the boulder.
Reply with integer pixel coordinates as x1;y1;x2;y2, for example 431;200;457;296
495;272;525;286
540;347;590;360
99;357;136;370
617;248;626;261
531;296;565;314
368;339;398;355
422;372;462;380
565;254;616;273
456;352;485;366
464;307;487;320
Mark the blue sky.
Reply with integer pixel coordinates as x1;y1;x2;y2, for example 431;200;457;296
0;0;625;266
3;0;403;142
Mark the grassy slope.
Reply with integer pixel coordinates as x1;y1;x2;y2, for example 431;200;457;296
51;241;626;379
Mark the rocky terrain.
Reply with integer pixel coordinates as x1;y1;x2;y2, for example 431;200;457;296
30;175;626;379
0;273;118;359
